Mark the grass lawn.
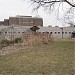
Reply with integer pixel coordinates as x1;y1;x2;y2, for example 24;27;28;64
0;40;75;75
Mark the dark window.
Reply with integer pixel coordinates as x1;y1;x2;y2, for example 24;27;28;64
58;32;60;34
46;32;49;34
18;32;20;33
42;32;44;34
55;32;57;34
69;32;71;34
50;32;52;34
65;32;67;34
5;32;7;34
22;32;24;33
62;32;64;34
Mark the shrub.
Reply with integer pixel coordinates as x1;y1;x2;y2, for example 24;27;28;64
14;37;22;43
0;39;10;46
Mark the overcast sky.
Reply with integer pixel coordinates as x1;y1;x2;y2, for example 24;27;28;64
0;0;71;27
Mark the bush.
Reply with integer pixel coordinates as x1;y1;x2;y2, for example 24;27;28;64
14;37;22;43
0;38;22;49
0;39;10;46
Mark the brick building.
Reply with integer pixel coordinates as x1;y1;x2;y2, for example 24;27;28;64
0;21;4;25
4;19;9;25
0;16;43;26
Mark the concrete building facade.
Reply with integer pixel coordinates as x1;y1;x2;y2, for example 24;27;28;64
0;25;75;39
37;26;75;39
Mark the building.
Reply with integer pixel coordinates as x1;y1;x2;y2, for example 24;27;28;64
0;25;33;39
37;26;75;39
0;16;43;26
4;19;9;25
0;25;75;39
0;21;4;25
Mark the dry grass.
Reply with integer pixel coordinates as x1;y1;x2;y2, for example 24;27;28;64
22;33;53;46
0;39;75;75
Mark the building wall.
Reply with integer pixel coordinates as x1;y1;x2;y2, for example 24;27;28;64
0;26;31;39
0;21;4;25
9;16;43;26
28;19;34;26
34;18;43;26
9;17;19;25
4;19;9;25
38;26;75;39
0;16;43;26
0;26;74;39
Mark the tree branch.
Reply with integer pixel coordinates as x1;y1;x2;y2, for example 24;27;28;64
65;0;75;7
31;0;75;7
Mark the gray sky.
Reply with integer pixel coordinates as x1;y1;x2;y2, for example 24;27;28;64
0;0;71;27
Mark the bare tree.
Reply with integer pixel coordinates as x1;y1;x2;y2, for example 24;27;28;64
30;0;75;7
26;0;75;25
26;0;74;12
64;7;75;24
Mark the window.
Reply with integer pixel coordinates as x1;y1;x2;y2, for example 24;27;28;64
58;32;60;34
65;32;67;34
42;32;44;34
22;32;24;33
55;32;57;34
50;32;52;34
62;32;64;34
46;32;49;34
5;32;7;34
69;32;71;34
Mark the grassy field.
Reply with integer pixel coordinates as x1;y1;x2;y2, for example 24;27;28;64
0;40;75;75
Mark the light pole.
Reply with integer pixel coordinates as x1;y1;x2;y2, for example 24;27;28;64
60;28;63;39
